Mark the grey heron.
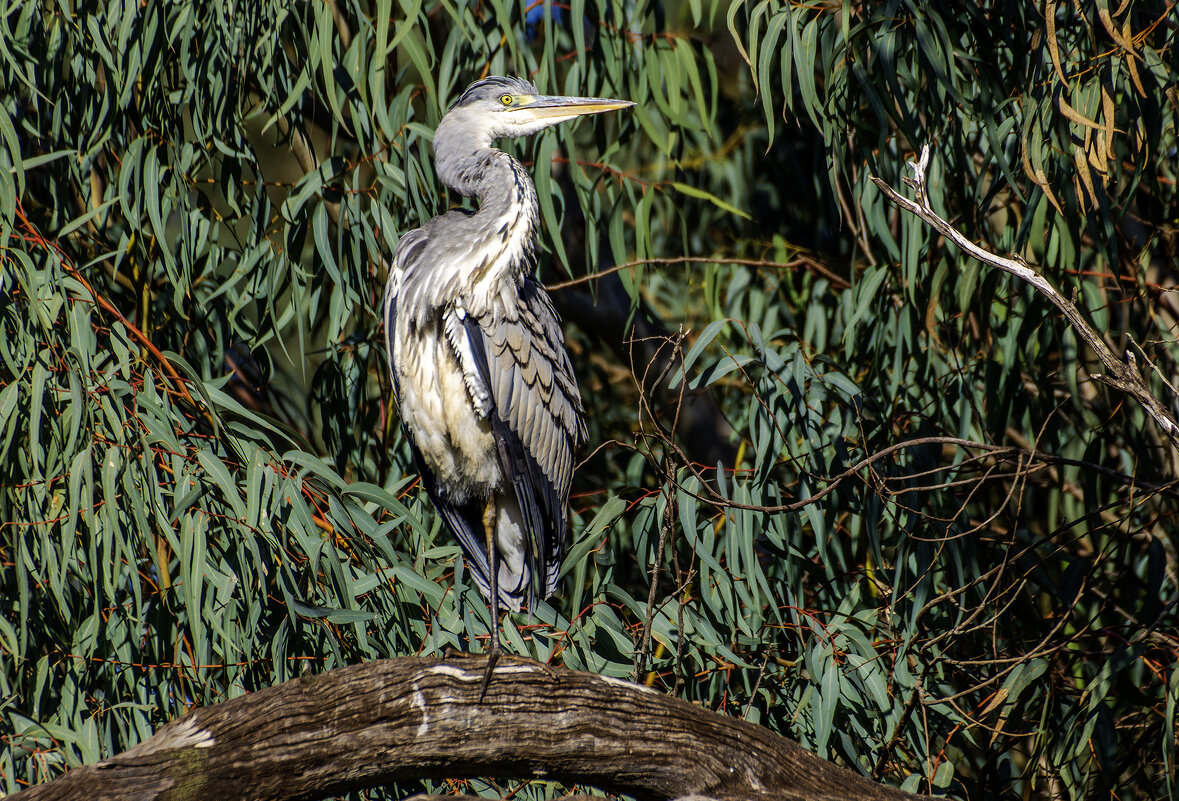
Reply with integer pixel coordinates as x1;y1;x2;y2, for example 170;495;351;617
383;76;632;679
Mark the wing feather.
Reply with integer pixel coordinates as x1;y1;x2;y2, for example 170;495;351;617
461;279;585;602
383;228;431;395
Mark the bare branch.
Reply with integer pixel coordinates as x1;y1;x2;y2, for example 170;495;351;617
13;656;925;801
869;146;1179;454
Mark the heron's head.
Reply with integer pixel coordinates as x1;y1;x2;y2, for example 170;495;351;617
438;76;633;146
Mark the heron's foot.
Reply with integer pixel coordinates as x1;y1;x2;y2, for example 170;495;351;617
477;644;501;703
477;649;562;702
475;645;561;702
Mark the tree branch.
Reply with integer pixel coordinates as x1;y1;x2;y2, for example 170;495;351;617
12;656;924;801
869;146;1179;454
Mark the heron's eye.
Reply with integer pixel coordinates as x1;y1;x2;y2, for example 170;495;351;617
499;94;513;106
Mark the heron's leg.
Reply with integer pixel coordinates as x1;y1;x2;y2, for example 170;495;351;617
478;498;500;702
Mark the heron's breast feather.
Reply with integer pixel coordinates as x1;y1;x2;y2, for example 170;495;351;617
395;322;501;500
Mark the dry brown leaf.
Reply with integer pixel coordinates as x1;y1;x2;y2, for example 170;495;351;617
1074;144;1096;208
924;294;941;345
1098;6;1135;51
1101;83;1116;157
981;686;1010;717
1118;17;1147;97
1120;16;1138;50
1089;130;1109;174
1039;172;1063;213
1022;138;1065;214
1020;136;1039;183
1059;94;1102;130
1126;49;1146;97
1045;0;1067;85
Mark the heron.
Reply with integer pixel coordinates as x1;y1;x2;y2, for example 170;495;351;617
382;76;633;683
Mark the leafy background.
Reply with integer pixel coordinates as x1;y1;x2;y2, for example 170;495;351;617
2;0;1177;798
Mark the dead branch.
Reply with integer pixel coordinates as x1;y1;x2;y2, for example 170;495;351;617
869;146;1179;455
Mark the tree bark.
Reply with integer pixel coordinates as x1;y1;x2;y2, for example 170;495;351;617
12;655;924;801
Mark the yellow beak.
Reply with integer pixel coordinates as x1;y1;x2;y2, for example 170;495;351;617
523;96;635;119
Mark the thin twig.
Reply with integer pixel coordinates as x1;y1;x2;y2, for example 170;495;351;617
634;486;674;682
872;660;930;780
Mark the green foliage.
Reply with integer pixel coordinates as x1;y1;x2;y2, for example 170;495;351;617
1;1;1177;800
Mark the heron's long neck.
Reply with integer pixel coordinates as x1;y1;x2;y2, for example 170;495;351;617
435;138;540;296
436;138;538;226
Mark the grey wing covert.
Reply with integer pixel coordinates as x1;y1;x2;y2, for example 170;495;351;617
473;278;587;600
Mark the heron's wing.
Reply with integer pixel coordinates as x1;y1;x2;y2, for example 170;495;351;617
461;280;586;600
382;228;431;394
